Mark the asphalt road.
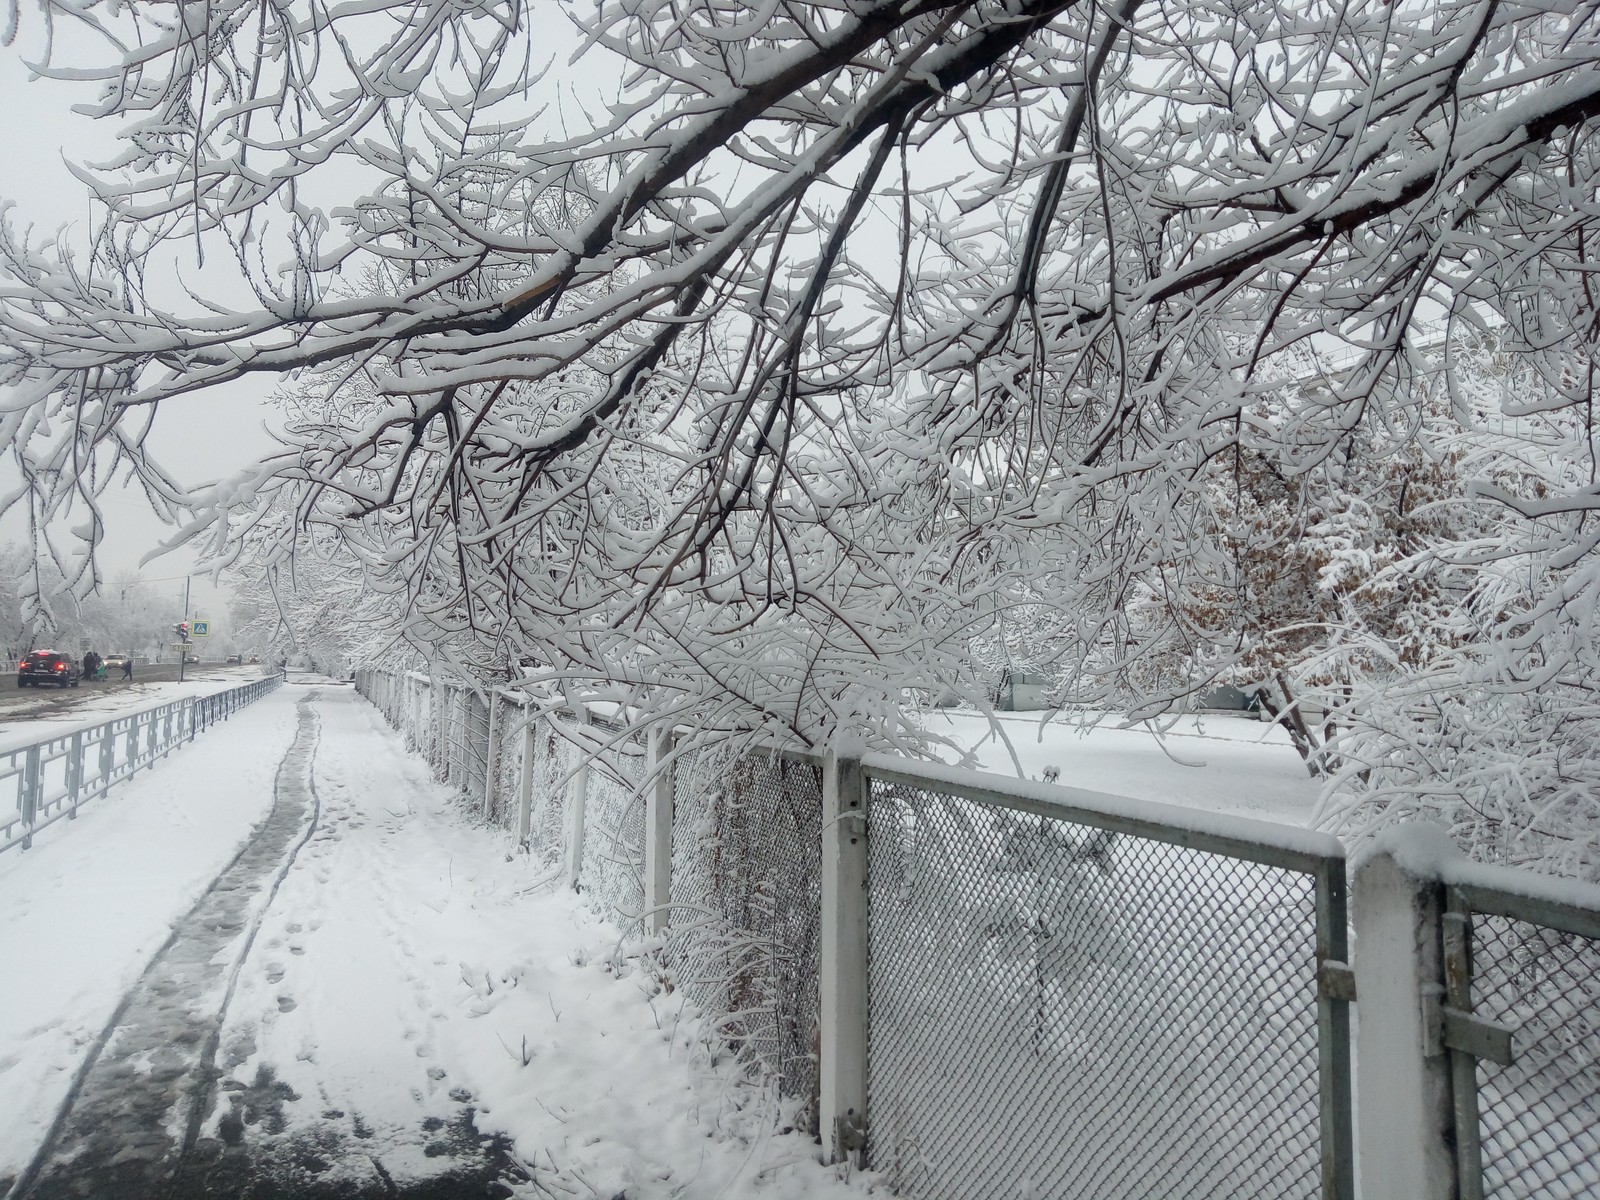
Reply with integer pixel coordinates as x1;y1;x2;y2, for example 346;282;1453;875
0;665;274;727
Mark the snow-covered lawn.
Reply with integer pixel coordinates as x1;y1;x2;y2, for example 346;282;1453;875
926;709;1321;827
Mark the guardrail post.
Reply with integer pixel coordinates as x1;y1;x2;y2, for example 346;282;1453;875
644;726;674;938
565;708;590;890
127;712;141;776
516;717;537;848
482;690;502;820
820;750;869;1167
99;725;114;789
20;745;41;849
67;732;84;817
1353;827;1458;1200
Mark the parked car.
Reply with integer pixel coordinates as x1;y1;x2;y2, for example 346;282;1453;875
18;650;81;688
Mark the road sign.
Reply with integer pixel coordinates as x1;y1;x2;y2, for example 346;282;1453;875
170;643;192;652
190;620;210;638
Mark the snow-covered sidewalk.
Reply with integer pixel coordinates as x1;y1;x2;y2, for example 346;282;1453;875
1;684;865;1198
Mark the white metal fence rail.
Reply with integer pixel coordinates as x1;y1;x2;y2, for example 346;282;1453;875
1;675;284;854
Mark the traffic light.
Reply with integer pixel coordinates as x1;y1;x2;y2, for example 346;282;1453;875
174;621;189;640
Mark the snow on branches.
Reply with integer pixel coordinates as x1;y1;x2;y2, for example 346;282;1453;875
1;0;1598;866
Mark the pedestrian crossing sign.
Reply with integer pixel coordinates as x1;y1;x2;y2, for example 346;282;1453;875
191;620;210;637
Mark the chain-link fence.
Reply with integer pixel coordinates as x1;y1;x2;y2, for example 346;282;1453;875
669;747;824;1130
525;720;575;867
577;715;648;941
1448;888;1600;1199
864;772;1345;1200
352;670;1362;1194
486;693;522;828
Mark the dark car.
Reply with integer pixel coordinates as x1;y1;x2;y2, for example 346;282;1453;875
18;650;81;688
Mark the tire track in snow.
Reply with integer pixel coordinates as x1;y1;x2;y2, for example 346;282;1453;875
11;694;323;1200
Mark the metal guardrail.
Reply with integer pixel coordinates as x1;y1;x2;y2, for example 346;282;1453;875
1442;880;1600;1199
0;675;283;854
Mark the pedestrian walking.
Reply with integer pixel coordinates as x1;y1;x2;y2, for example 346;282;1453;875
122;657;133;681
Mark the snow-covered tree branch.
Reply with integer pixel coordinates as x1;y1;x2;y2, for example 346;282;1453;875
3;0;1599;865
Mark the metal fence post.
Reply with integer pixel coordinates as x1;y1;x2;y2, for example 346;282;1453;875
515;716;537;847
20;745;40;849
819;750;869;1166
482;690;502;820
1314;857;1356;1200
1353;831;1458;1200
565;707;590;891
644;726;674;938
67;732;83;817
98;725;114;789
127;712;141;776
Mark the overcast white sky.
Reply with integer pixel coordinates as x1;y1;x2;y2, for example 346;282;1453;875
0;22;285;623
0;5;618;629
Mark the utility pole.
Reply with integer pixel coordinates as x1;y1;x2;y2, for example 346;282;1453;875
176;577;191;684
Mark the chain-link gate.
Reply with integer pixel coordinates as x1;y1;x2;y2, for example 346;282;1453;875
1444;884;1600;1199
669;747;824;1130
863;768;1352;1200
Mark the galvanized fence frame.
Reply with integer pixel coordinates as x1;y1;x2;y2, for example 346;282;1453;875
1440;877;1600;1200
1;674;284;854
852;756;1354;1200
354;667;1600;1197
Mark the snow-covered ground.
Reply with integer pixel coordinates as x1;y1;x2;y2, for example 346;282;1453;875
0;684;869;1197
927;709;1320;826
0;682;1323;1196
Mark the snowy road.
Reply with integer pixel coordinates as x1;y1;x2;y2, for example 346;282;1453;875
0;668;270;750
1;685;864;1199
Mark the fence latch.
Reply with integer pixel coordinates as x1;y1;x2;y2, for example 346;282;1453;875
1422;988;1515;1066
